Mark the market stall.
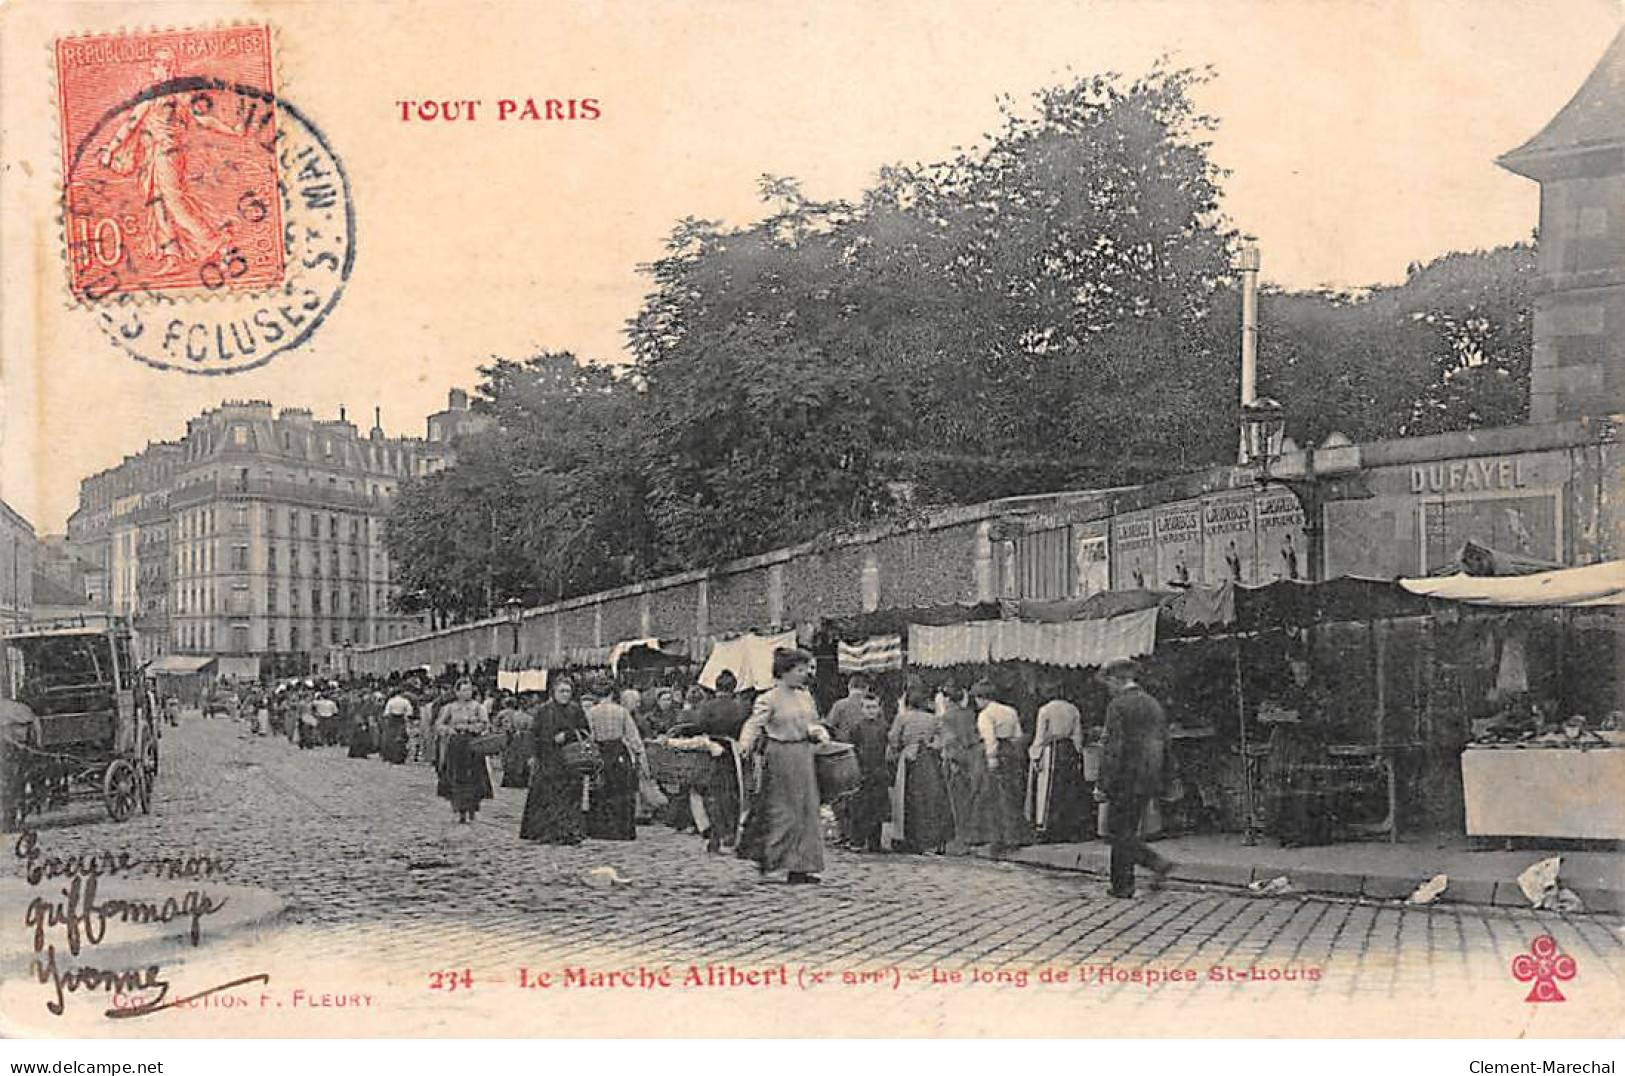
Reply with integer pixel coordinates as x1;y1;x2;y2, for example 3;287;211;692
1400;559;1625;842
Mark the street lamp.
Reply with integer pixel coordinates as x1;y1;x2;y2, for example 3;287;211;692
1239;397;1286;467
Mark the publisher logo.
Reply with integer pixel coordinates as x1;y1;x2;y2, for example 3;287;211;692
1511;935;1576;1002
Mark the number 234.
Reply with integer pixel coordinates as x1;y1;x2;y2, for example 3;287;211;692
428;970;474;991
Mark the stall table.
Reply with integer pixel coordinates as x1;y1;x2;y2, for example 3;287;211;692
1462;745;1625;840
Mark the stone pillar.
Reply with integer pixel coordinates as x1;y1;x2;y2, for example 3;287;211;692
767;563;786;626
974;521;995;603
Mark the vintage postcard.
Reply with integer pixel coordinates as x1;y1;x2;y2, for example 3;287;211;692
0;0;1622;1043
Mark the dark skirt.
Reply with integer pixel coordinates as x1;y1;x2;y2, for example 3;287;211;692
585;740;637;841
903;747;953;851
501;731;534;788
347;720;374;758
943;750;988;848
1035;739;1091;842
984;739;1033;850
520;763;586;845
379;717;408;764
700;746;742;847
440;732;494;814
737;739;824;875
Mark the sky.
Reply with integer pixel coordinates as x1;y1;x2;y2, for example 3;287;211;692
1;0;1620;531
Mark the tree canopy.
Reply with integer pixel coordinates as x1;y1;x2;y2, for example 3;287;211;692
385;63;1536;625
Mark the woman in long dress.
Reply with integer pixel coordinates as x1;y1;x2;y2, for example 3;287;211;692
736;648;831;883
438;679;494;823
972;679;1033;855
379;691;412;764
498;698;536;789
1027;692;1091;842
520;677;590;845
888;678;953;854
347;692;377;759
585;681;646;841
696;673;747;853
938;683;985;851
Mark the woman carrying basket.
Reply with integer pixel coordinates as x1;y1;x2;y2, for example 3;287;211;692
520;676;590;845
736;648;831;884
438;679;494;823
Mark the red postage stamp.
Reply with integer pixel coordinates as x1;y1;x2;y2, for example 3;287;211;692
55;25;284;301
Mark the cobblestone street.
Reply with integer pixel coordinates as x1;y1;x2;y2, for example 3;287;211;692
8;718;1623;1037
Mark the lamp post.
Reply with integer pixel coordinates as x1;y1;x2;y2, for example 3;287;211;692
504;597;524;657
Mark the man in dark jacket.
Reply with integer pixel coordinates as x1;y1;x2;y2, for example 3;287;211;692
1096;660;1174;898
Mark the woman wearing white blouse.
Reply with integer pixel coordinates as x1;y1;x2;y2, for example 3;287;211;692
972;679;1033;854
1027;693;1090;842
737;648;831;883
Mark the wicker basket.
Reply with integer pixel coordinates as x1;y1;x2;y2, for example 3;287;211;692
467;732;506;757
647;741;714;792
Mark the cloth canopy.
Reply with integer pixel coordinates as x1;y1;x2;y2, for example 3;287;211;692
910;608;1156;669
147;654;216;675
819;602;1001;641
1004;590;1170;623
1157;577;1433;636
1400;560;1625;607
698;630;797;691
837;634;904;674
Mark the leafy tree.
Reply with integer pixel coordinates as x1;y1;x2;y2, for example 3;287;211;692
386;352;656;622
1259;244;1534;447
629;64;1240;567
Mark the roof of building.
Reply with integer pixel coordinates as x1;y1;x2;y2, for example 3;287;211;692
1500;26;1625;177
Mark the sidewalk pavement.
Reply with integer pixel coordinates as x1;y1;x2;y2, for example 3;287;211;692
1010;833;1625;913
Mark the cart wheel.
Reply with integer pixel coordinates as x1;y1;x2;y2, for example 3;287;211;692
137;764;152;814
143;735;160;781
103;759;139;822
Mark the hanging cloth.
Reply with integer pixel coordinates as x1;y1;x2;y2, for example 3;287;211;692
837;634;904;674
698;630;797;691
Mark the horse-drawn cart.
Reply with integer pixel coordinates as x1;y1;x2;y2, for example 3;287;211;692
0;623;159;830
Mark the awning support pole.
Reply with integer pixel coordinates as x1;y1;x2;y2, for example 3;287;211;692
1234;639;1258;846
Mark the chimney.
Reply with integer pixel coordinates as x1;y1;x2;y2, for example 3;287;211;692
1236;246;1261;464
339;403;347;423
372;405;384;440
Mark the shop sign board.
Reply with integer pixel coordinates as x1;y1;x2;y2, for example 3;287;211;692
1111;510;1157;590
1154;503;1204;589
1201;491;1256;584
1257;488;1308;582
1324;449;1569;579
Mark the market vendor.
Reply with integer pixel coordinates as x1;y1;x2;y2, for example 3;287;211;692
1260;658;1333;847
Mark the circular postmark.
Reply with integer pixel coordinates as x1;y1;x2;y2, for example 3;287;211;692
66;77;353;375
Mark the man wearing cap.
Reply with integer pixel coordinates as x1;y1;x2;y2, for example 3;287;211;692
1095;660;1174;898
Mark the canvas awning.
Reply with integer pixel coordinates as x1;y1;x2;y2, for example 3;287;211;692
1400;560;1625;607
909;608;1157;669
146;655;216;675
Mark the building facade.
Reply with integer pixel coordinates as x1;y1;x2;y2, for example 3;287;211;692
1498;28;1624;424
68;399;459;674
0;499;36;633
